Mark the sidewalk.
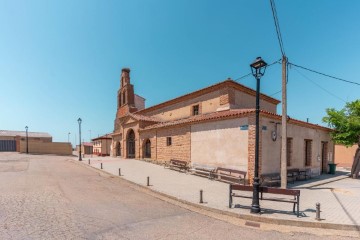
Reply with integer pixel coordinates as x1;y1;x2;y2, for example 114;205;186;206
76;156;360;231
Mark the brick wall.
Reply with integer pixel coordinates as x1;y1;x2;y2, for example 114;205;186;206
156;126;191;162
219;87;235;106
19;140;72;155
335;144;357;168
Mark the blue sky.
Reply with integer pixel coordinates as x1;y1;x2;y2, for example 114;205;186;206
1;0;359;146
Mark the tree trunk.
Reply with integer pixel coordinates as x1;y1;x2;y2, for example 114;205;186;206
350;136;360;179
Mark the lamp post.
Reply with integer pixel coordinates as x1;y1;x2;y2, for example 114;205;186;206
250;57;267;214
25;126;29;154
68;132;71;143
78;118;82;161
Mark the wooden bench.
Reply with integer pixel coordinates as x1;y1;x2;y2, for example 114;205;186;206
287;168;300;184
189;163;216;179
260;173;281;187
229;184;300;217
213;167;247;185
297;168;311;181
167;159;189;172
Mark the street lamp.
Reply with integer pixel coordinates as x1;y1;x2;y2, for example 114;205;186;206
78;118;82;161
250;57;267;214
25;126;29;154
68;132;71;143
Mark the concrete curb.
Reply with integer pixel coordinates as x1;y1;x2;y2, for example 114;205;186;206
70;159;360;232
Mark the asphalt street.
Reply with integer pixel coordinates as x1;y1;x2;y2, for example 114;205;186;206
0;153;356;239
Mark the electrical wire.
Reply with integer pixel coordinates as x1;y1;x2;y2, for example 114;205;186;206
269;90;282;97
234;59;282;82
289;62;360;86
293;67;347;103
233;73;252;82
270;0;286;56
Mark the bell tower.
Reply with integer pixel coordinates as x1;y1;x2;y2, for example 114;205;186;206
114;68;138;132
117;68;137;115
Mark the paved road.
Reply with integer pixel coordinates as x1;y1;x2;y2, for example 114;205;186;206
0;153;356;239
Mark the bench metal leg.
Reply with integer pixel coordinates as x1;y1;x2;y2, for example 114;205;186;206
229;185;232;208
297;196;300;217
293;196;296;213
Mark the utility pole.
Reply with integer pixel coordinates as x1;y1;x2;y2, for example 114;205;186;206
280;56;288;189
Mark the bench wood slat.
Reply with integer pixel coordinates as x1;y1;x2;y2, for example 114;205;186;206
229;184;300;217
213;167;247;185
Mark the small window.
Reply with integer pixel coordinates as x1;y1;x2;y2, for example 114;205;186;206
192;105;199;116
166;137;172;146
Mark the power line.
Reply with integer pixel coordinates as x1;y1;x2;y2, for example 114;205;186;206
270;0;286;56
269;89;282;97
289;62;360;86
234;59;282;82
233;73;252;82
293;67;346;103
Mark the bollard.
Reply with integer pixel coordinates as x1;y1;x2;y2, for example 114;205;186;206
119;168;121;176
88;159;90;165
101;163;103;169
147;176;150;186
200;189;204;204
316;202;321;221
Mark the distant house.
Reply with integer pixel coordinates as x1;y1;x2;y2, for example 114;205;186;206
0;130;71;155
76;142;93;155
112;68;334;183
92;134;112;156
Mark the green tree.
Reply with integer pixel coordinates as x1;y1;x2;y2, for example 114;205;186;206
323;100;360;178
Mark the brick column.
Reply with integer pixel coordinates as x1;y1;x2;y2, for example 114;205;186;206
247;114;262;186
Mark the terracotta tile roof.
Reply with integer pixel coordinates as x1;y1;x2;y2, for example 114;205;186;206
82;142;93;146
140;109;332;132
91;133;112;141
261;111;332;132
136;79;280;115
0;130;52;138
127;113;162;123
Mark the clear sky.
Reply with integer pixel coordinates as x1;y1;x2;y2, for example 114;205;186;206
1;0;359;146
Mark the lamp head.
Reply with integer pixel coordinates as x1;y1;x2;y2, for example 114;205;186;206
250;57;268;78
78;118;82;124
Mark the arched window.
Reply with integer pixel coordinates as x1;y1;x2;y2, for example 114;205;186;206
116;142;121;157
127;129;135;158
144;139;151;158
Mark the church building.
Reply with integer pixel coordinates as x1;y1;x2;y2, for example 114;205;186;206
112;68;334;182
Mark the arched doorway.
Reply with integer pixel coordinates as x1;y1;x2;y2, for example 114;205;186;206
116;142;121;157
144;139;151;158
126;129;135;158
